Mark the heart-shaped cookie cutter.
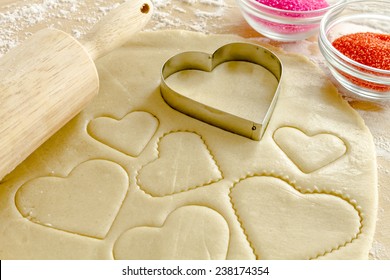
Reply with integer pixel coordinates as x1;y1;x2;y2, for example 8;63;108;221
160;43;283;140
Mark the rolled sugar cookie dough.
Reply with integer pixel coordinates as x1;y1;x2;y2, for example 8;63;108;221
0;30;377;259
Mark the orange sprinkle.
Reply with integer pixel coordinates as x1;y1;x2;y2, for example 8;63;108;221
332;32;390;92
332;32;390;70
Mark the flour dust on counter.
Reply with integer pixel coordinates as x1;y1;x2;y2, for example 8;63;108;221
0;0;230;56
0;0;123;55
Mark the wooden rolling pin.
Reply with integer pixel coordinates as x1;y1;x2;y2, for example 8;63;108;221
0;0;153;180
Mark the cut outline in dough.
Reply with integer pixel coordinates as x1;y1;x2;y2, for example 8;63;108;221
87;110;159;157
273;126;348;174
14;159;130;240
136;130;224;197
112;204;230;260
228;171;363;260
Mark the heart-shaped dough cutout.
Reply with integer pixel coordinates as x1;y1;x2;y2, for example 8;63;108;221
137;131;222;196
88;111;158;157
161;43;282;140
113;205;229;260
230;176;361;259
15;160;129;239
273;127;347;173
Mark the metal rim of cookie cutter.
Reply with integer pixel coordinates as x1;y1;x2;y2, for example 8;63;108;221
160;42;283;141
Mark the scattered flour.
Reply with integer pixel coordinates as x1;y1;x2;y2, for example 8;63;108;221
369;240;389;260
149;0;227;32
374;135;390;158
0;0;228;56
0;0;121;55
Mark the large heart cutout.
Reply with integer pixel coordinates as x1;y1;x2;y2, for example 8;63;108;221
161;43;282;140
230;176;361;259
137;131;222;197
88;111;159;157
273;127;347;173
113;205;229;259
15;160;128;239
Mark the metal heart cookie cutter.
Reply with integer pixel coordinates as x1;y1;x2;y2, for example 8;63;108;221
160;42;283;141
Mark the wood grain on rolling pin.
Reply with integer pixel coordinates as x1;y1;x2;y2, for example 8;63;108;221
0;0;153;180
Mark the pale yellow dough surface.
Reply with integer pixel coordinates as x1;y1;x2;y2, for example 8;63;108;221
0;30;377;259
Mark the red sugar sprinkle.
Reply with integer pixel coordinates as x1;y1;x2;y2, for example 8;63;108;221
256;0;329;11
332;32;390;92
332;32;390;70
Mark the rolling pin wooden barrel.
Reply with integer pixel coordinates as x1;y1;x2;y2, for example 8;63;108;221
0;0;153;180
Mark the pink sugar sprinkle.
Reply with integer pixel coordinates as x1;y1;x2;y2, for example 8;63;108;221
250;0;331;37
257;0;329;11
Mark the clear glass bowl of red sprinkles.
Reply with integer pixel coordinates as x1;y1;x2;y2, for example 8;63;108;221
319;0;390;100
237;0;346;41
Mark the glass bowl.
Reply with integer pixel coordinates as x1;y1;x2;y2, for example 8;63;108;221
237;0;346;41
318;0;390;100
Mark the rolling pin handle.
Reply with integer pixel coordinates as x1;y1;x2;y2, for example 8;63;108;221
81;0;153;61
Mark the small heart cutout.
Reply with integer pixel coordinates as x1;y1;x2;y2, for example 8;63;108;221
113;205;229;260
137;132;222;196
15;160;129;239
88;111;158;157
273;127;347;173
230;176;361;259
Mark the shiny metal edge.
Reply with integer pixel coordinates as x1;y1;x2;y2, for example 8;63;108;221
160;42;283;141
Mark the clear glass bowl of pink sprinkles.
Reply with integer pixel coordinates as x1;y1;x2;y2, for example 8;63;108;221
319;0;390;100
237;0;346;41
